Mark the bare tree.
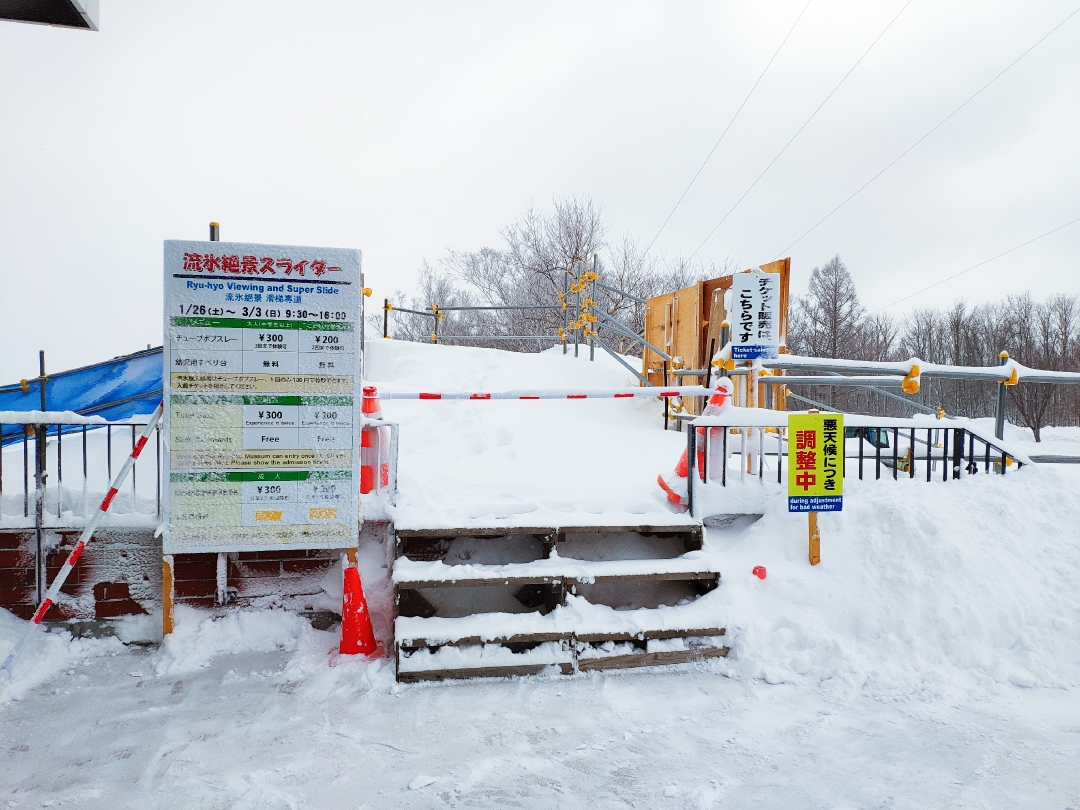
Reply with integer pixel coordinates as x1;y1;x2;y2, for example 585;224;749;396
384;197;732;356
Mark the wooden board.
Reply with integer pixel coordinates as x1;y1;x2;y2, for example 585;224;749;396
395;569;720;590
396;526;557;539
574;627;725;643
397;524;699;539
396;573;565;590
576;645;730;672
702;276;732;370
643;292;675;386
399;631;573;649
758;257;791;345
398;661;575;683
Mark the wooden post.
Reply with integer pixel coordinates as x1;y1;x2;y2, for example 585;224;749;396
806;407;821;566
162;555;175;636
346;547;358;567
745;362;756;473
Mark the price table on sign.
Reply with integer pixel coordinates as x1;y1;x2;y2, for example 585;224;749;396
162;240;362;553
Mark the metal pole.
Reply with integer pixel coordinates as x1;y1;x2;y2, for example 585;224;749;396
383;298;389;339
994;351;1008;440
687;425;696;518
209;221;220;241
589;254;597;362
719;323;730;378
574;262;581;358
563;270;569;355
663;361;669;430
35;351;47;606
432;304;439;344
705;338;716;390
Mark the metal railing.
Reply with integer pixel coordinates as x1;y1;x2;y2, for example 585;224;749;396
382;300;563;346
0;415;163;606
379;260;661;371
684;415;1024;516
361;418;400;508
0;418;163;527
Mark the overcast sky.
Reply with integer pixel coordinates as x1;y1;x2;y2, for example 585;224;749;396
1;1;1077;381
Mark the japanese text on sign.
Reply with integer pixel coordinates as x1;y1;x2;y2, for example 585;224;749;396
181;253;342;277
730;270;780;360
787;413;844;512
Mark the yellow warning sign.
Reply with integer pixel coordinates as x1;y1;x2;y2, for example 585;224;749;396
787;413;844;512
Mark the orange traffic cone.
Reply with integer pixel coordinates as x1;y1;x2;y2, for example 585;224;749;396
656;379;732;505
340;556;378;656
360;386;390;494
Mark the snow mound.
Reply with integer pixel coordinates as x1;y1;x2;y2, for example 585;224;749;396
367;338;1080;698
0;611;123;703
154;606;314;676
707;465;1080;697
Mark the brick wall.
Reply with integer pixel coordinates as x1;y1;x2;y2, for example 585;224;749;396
0;530;159;621
172;549;338;609
0;531;346;620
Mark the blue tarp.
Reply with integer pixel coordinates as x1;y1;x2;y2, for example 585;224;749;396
0;347;162;444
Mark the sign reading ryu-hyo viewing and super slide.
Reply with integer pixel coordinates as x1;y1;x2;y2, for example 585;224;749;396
787;413;844;513
162;240;363;553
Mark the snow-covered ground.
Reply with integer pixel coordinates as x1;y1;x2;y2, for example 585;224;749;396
366;339;693;529
2;339;1080;808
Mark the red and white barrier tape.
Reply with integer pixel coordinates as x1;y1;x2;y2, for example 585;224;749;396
379;386;713;401
2;402;164;674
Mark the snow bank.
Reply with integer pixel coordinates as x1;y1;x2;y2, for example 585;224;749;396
368;338;1080;697
154;606;315;676
0;611;124;703
704;465;1080;697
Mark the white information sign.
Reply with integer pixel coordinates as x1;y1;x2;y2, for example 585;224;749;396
162;240;362;553
730;270;780;360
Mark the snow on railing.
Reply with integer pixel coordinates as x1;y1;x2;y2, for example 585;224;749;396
378;386;712;401
684;407;1029;517
0;413;162;529
754;354;1080;385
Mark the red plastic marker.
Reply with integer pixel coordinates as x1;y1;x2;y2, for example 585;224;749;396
752;566;767;580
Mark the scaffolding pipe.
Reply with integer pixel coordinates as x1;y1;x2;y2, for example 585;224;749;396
594;310;672;363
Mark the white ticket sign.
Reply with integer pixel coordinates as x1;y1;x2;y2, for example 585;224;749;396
162;240;362;553
730;270;780;360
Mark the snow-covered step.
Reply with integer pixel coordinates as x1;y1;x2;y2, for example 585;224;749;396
392;552;722;590
397;640;575;683
396;610;576;648
395;595;730;679
390;521;722;681
574;635;730;672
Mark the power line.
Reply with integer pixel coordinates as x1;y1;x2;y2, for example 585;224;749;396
688;0;913;260
773;4;1080;260
641;0;812;257
869;215;1080;314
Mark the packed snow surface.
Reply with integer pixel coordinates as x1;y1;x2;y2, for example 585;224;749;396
365;340;695;529
1;338;1079;807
